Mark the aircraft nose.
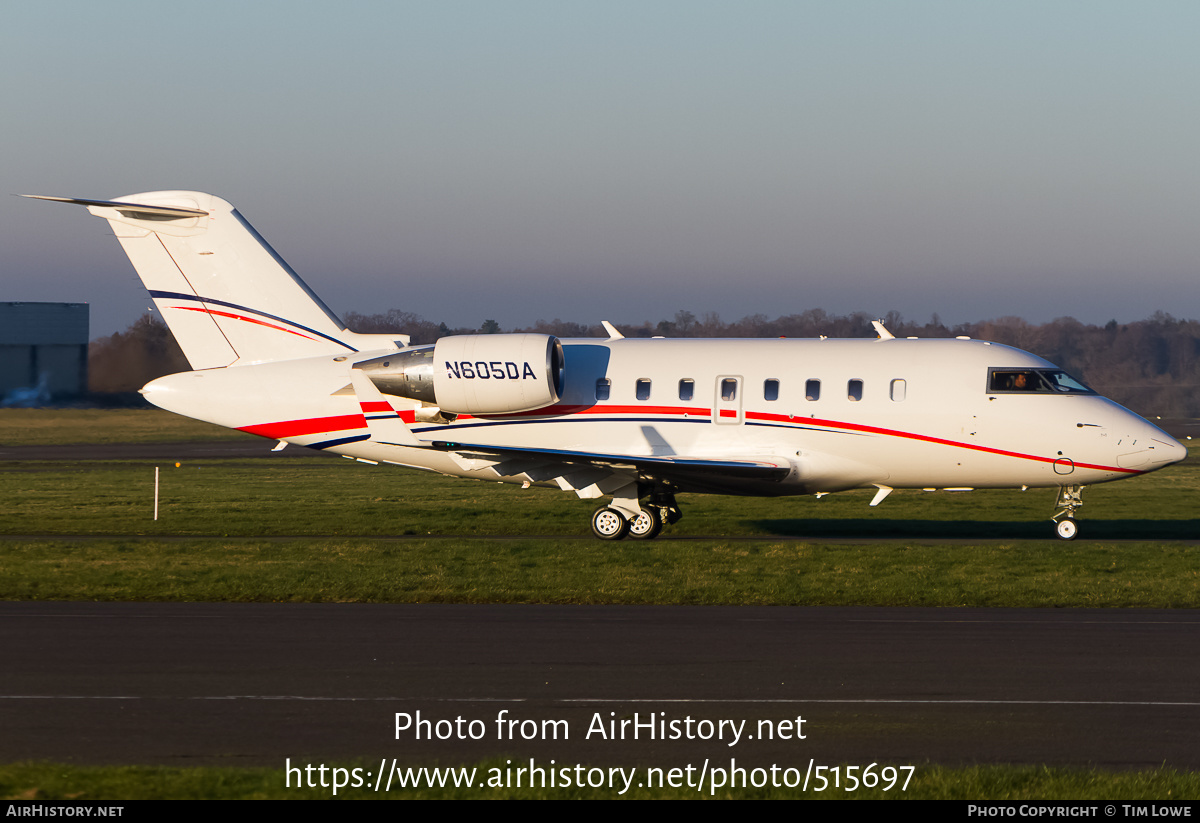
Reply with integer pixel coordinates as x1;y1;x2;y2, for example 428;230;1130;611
1158;434;1189;466
1112;415;1188;470
1139;421;1188;467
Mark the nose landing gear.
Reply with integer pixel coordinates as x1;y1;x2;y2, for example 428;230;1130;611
1051;485;1083;540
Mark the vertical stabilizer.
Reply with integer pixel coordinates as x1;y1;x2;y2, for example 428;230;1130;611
26;192;404;368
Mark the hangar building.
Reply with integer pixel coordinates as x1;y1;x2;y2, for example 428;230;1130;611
0;302;89;403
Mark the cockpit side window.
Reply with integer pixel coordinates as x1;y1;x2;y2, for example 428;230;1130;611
990;370;1039;392
987;368;1094;394
1043;371;1093;393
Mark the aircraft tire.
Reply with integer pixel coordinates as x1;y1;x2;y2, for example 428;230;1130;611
591;507;630;540
627;507;663;540
1055;517;1079;541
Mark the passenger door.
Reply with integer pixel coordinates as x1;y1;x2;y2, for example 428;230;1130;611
713;375;743;425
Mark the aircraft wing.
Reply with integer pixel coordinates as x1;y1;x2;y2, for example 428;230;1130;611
425;440;792;497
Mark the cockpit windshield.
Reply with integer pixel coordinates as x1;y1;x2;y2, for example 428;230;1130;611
987;368;1094;395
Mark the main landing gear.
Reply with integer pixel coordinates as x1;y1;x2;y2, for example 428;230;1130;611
591;507;630;540
1051;484;1083;541
591;492;680;541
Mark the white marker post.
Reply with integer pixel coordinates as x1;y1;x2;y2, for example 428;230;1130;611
154;467;159;521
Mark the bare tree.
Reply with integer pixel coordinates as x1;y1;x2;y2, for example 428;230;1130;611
88;314;189;393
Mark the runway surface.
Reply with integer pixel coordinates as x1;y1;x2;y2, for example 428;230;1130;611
1;603;1195;770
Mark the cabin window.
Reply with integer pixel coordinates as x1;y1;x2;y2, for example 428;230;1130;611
890;378;906;402
595;378;611;401
848;379;863;402
764;379;780;401
679;379;694;401
805;379;820;401
636;378;652;401
720;378;738;401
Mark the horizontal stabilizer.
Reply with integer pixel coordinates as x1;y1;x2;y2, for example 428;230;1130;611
21;195;208;219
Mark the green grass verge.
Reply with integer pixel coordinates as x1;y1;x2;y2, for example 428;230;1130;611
0;408;249;445
3;761;1197;800
1;446;1196;606
2;537;1197;607
2;448;1197;539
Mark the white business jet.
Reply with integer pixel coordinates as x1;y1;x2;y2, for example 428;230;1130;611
27;191;1187;540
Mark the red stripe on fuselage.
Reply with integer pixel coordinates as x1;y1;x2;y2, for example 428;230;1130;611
239;414;367;439
236;403;1138;475
742;410;1138;474
239;408;418;439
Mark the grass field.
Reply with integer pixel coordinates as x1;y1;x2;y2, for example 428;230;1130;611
0;408;248;445
2;408;1197;800
2;447;1197;606
4;452;1199;541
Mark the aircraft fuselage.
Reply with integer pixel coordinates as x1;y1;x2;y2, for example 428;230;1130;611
142;335;1184;496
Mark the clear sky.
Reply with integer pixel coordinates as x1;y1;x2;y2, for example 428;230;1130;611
3;1;1198;337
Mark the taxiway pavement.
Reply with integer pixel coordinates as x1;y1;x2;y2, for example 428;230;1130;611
1;603;1195;770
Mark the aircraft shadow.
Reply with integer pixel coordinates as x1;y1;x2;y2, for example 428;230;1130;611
747;518;1200;541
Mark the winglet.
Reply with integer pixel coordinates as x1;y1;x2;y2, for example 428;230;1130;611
871;320;895;340
601;320;625;340
869;485;894;506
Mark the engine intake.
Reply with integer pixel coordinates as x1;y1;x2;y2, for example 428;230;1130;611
355;334;564;415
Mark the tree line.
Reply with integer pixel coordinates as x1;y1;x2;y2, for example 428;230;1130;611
88;309;1200;417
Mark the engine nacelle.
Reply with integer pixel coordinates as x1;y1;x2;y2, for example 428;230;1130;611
356;334;564;415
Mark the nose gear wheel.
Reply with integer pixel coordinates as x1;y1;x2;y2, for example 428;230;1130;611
1055;517;1079;540
1051;485;1083;540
